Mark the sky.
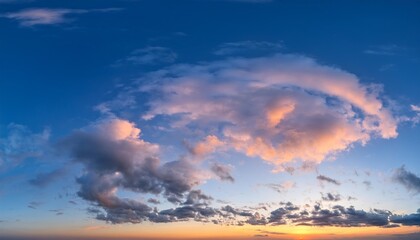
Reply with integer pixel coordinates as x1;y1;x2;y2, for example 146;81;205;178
0;0;420;239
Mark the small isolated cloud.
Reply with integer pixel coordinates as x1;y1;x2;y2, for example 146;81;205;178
210;162;234;182
1;8;121;27
364;44;406;56
317;175;341;186
28;201;42;209
214;40;282;56
116;47;177;66
321;192;341;202
392;166;420;194
29;168;67;188
264;181;296;193
362;180;372;189
142;54;398;169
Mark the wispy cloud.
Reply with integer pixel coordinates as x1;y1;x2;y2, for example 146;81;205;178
115;47;177;66
29;168;67;188
1;8;121;27
364;44;406;56
27;201;42;209
264;181;296;193
214;40;282;55
0;123;49;169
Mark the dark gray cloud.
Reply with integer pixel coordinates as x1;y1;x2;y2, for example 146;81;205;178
59;117;221;223
147;198;160;204
56;117;418;227
293;205;392;227
392;166;420;194
317;175;341;185
321;192;341;202
390;209;420;226
210;162;234;182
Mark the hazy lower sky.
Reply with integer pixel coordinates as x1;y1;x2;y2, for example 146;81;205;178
0;0;420;239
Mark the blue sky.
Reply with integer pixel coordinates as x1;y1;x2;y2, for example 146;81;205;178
0;1;420;239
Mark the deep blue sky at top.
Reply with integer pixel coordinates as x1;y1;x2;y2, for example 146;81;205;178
0;0;419;136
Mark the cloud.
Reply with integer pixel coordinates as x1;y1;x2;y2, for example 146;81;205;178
392;166;420;194
214;41;282;56
141;54;397;169
321;192;341;202
28;201;42;209
59;116;227;223
409;104;420;124
115;47;177;66
0;123;50;169
1;8;121;27
264;181;296;193
186;135;224;157
210;162;234;182
317;175;341;186
293;205;392;227
29;168;67;188
362;180;372;189
364;44;406;56
390;209;420;226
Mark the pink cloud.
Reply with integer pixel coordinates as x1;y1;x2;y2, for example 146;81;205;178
142;54;398;167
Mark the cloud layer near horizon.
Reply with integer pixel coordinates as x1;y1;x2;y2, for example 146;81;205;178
55;116;420;227
141;54;397;169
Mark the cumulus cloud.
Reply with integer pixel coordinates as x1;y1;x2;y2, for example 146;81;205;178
141;54;397;169
293;205;392;227
392;166;420;194
0;123;50;169
186;135;224;157
390;209;420;226
59;116;229;223
1;8;120;27
321;192;341;202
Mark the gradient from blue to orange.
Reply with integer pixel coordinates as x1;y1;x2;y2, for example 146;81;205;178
0;0;420;239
